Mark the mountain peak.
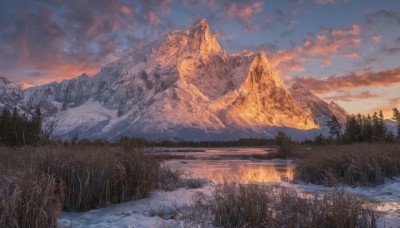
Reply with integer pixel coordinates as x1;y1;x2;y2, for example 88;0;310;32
193;18;209;28
0;76;10;85
258;50;267;59
245;50;284;88
291;82;308;91
188;18;221;56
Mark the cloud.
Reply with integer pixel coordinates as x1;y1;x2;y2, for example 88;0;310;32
290;0;347;5
324;91;379;102
372;35;381;43
294;68;400;93
0;0;176;84
389;97;400;106
223;1;264;31
182;0;218;10
381;46;400;55
257;24;363;74
366;10;400;25
301;24;361;56
270;50;306;71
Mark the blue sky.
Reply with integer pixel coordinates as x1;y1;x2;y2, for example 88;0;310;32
0;0;399;116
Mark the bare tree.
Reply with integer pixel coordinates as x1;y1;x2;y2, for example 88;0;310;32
42;115;59;143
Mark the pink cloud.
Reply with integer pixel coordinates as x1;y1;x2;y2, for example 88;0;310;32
344;52;361;59
182;0;218;10
294;68;400;94
372;35;382;43
302;24;362;57
268;49;306;73
148;10;160;26
324;91;379;102
224;1;264;31
225;1;263;21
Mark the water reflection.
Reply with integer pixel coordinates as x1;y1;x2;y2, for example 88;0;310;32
163;159;295;184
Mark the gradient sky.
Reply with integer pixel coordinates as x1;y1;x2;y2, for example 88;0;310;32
0;0;399;116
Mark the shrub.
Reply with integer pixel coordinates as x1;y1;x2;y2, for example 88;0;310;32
0;173;64;228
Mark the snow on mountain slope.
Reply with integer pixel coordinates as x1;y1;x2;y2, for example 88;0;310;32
289;83;348;129
224;51;317;130
0;77;30;111
0;19;349;140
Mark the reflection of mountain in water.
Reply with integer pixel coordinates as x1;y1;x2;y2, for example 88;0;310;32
164;159;295;184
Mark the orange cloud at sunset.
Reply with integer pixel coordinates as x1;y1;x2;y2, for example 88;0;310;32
324;91;379;102
294;68;400;94
301;24;361;56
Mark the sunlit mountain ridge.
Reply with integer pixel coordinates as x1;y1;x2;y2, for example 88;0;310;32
0;19;348;141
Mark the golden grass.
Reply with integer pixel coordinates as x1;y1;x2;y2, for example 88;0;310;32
295;143;400;186
0;144;163;217
184;183;380;227
0;173;64;228
38;145;160;211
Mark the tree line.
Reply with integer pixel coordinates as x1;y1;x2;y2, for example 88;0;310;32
1;105;399;147
0;107;43;146
327;107;400;143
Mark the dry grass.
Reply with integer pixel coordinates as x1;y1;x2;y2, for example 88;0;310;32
295;143;400;186
38;145;160;211
158;166;183;191
158;166;205;191
0;145;163;207
0;173;64;228
183;183;381;228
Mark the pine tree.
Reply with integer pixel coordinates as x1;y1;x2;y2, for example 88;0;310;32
0;106;44;146
393;108;400;140
0;108;11;144
327;115;342;139
379;110;387;139
362;114;373;142
344;115;359;142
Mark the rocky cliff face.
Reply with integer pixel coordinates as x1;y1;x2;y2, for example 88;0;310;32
0;19;347;140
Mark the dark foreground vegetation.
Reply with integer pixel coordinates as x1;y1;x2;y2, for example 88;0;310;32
0;144;384;227
0;145;181;227
183;183;380;227
295;143;400;186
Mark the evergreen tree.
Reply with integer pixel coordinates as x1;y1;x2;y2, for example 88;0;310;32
327;115;342;139
393;108;400;140
0;108;11;144
275;131;291;146
362;114;373;142
379;110;387;133
0;106;44;146
344;115;359;142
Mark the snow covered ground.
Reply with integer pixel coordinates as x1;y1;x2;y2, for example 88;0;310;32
58;148;400;227
58;186;214;228
58;177;400;227
58;181;400;228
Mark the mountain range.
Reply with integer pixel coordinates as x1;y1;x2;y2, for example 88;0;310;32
0;19;348;141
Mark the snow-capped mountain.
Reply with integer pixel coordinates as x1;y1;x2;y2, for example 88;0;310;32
0;77;32;111
0;19;348;141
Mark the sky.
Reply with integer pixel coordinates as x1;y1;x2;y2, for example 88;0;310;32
0;0;399;117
